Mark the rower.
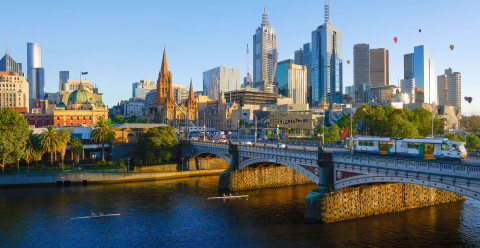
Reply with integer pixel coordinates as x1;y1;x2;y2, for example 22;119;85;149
223;193;226;197
91;212;96;217
229;193;232;197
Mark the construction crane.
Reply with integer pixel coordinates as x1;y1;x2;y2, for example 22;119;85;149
246;44;251;87
172;101;195;127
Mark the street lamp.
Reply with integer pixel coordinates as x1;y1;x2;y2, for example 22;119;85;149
16;158;20;172
127;158;130;172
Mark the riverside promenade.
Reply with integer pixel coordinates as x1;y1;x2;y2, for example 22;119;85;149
0;169;225;187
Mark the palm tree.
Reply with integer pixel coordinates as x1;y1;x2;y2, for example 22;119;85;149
70;137;83;164
90;118;116;161
24;131;44;166
57;129;71;164
40;126;60;165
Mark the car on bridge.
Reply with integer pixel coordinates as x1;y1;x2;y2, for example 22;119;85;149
272;143;286;149
241;141;253;146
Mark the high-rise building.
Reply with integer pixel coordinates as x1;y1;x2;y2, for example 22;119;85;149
294;48;304;65
438;68;461;115
353;44;370;102
0;52;23;76
0;72;29;112
399;78;415;104
172;84;188;104
310;2;343;106
404;53;414;79
203;66;241;101
345;86;354;99
253;8;277;92
27;43;44;101
132;80;156;100
59;71;69;91
276;59;307;104
412;45;435;104
370;48;389;87
303;42;312;105
276;59;293;97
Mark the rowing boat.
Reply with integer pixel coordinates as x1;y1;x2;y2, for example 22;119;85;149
207;195;249;200
70;213;121;219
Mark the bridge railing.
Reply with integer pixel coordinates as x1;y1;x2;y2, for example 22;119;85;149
333;153;480;177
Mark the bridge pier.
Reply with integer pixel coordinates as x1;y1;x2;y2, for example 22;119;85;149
304;152;334;224
218;144;239;190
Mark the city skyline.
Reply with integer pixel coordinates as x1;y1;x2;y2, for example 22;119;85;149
0;0;476;114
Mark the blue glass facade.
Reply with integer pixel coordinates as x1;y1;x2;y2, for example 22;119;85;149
404;53;414;79
310;23;343;106
411;45;435;103
276;59;292;97
303;42;312;105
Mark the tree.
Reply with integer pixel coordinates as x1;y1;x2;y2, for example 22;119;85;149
70;138;84;164
126;115;137;123
461;115;480;134
391;118;419;137
24;131;43;166
322;124;341;141
239;119;250;128
137;117;148;123
112;116;125;124
40;126;61;165
58;129;71;163
90;118;116;161
444;133;466;142
337;113;357;136
0;108;30;171
133;126;178;165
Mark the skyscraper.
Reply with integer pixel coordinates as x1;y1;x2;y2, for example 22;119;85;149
27;42;44;101
353;44;370;102
59;71;69;91
276;59;293;97
438;68;461;115
0;52;23;76
303;42;312;105
253;8;277;92
370;48;389;87
310;2;343;106
404;53;414;79
203;66;241;101
294;48;304;65
412;45;435;104
132;80;156;100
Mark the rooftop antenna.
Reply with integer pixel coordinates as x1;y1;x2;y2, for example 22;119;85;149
262;7;269;28
325;0;330;24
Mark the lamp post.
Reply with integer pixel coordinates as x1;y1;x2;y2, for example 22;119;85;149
181;158;184;172
62;157;64;171
237;119;240;140
127;158;130;172
16;158;20;172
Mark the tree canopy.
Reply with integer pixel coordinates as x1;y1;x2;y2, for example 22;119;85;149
90;118;116;161
317;124;341;141
0;108;30;170
133;126;178;165
353;104;443;137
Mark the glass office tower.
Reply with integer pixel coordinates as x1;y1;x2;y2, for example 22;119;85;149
303;42;312;105
404;53;414;79
203;66;241;101
353;44;370;102
276;59;293;97
413;45;435;104
310;24;343;106
0;53;23;76
27;42;44;100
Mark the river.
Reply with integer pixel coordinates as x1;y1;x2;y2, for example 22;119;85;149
1;176;480;247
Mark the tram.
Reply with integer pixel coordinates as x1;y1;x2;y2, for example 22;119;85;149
346;137;467;160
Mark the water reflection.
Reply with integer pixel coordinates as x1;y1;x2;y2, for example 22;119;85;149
0;176;479;247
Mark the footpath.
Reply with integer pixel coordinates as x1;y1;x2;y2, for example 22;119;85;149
0;169;224;187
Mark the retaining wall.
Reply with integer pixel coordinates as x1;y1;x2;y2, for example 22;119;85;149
227;166;313;191
185;157;229;171
318;183;465;223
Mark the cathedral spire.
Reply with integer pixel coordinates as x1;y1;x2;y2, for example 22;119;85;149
188;78;194;102
160;48;169;77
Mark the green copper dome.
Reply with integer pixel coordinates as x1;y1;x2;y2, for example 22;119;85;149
57;102;67;108
68;87;96;104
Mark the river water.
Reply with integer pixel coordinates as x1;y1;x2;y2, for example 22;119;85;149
1;176;480;247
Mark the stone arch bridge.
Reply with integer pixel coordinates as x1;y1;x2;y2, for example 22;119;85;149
183;141;480;223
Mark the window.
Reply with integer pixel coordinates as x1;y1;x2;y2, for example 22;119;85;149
441;144;449;150
359;141;364;146
368;141;373;146
452;144;457;151
387;142;393;147
414;143;420;149
70;116;73;120
408;143;414;148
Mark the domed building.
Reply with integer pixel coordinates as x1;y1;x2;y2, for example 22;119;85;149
51;86;108;126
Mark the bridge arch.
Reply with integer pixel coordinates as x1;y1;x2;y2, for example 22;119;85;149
239;158;318;183
191;150;230;165
334;173;480;201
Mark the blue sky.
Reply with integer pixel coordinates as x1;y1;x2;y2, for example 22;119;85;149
2;0;479;114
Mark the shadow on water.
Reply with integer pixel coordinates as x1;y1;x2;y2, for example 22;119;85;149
0;175;479;247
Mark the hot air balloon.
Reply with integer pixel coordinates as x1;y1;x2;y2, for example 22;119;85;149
347;60;350;65
394;37;398;43
450;44;454;50
465;96;473;104
419;29;421;33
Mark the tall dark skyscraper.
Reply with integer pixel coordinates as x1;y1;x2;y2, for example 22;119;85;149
59;71;69;91
0;52;23;76
353;44;370;102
